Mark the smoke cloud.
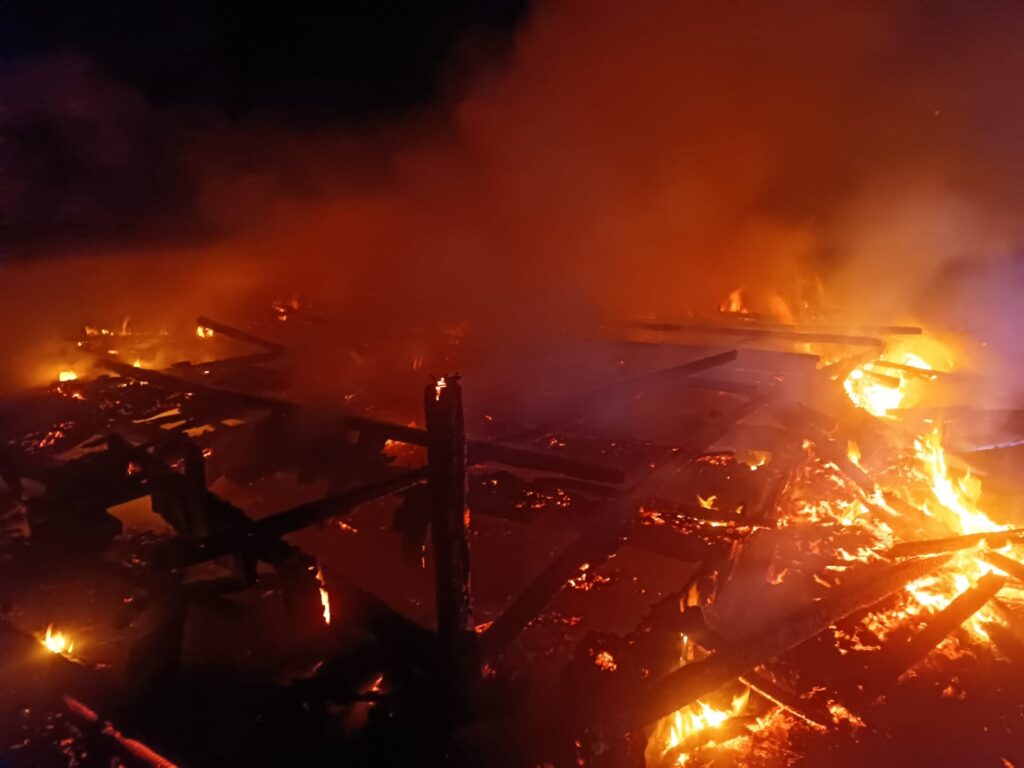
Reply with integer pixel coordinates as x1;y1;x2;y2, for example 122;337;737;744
2;0;1024;394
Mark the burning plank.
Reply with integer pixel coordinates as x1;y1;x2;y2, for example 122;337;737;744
874;571;1006;681
621;555;951;729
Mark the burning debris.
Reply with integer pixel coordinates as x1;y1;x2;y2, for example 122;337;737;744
2;294;1024;768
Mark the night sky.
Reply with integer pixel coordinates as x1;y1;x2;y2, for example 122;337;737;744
0;1;531;252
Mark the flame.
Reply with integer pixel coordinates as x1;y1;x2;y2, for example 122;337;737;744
653;689;751;765
697;494;718;510
842;338;949;419
847;440;863;470
738;450;771;471
41;625;74;656
314;567;331;625
434;376;447;401
720;287;749;314
196;325;215;339
914;422;1001;536
58;370;78;382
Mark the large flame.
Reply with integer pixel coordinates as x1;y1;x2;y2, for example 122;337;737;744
842;351;932;418
913;422;1002;536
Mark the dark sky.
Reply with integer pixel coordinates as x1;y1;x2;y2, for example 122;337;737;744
0;0;531;252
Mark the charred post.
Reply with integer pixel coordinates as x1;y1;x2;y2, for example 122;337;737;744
423;374;479;694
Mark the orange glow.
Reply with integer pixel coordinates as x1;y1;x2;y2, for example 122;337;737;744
58;370;78;382
651;689;751;765
315;566;331;625
594;650;618;672
196;325;215;339
697;494;718;510
434;376;447;401
913;422;1001;537
41;625;74;656
720;287;749;314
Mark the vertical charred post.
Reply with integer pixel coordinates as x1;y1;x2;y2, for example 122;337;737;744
424;374;478;695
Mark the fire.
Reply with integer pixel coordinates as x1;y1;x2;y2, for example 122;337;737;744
720;287;749;314
594;650;618;672
913;422;1001;536
434;376;447;401
696;494;717;510
652;689;752;766
314;567;331;625
847;440;863;470
58;370;78;382
41;625;74;656
196;325;215;339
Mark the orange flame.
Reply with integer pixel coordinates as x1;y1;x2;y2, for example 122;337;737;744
195;325;215;339
314;567;331;625
58;370;78;382
41;625;74;656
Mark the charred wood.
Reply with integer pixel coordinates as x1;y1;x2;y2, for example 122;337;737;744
618;555;950;729
890;529;1024;559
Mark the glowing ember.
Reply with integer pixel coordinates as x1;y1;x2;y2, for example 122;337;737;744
914;422;1001;537
697;494;718;510
314;567;331;625
58;370;78;382
434;376;447;401
594;650;618;672
41;625;74;656
196;325;215;339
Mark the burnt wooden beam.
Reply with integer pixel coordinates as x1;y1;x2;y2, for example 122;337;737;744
875;572;1006;680
98;359;624;485
889;529;1024;559
154;467;429;568
504;349;739;441
738;672;831;731
636;320;885;347
345;416;625;484
618;554;950;730
481;393;769;660
980;550;1024;586
195;316;286;354
424;375;478;691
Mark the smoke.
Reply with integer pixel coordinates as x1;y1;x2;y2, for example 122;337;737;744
3;0;1024;394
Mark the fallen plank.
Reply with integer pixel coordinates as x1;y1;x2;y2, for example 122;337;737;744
889;529;1024;559
195;316;286;354
154;467;429;568
480;394;769;660
618;554;950;729
635;320;885;348
877;572;1006;680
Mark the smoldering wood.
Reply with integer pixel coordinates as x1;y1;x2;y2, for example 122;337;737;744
635;320;886;347
738;672;832;731
618;555;950;730
889;529;1024;559
100;357;627;484
503;349;739;441
481;393;770;660
423;375;478;692
195;316;287;354
874;572;1006;681
155;467;429;569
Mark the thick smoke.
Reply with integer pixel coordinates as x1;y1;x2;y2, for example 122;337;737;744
2;0;1024;394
